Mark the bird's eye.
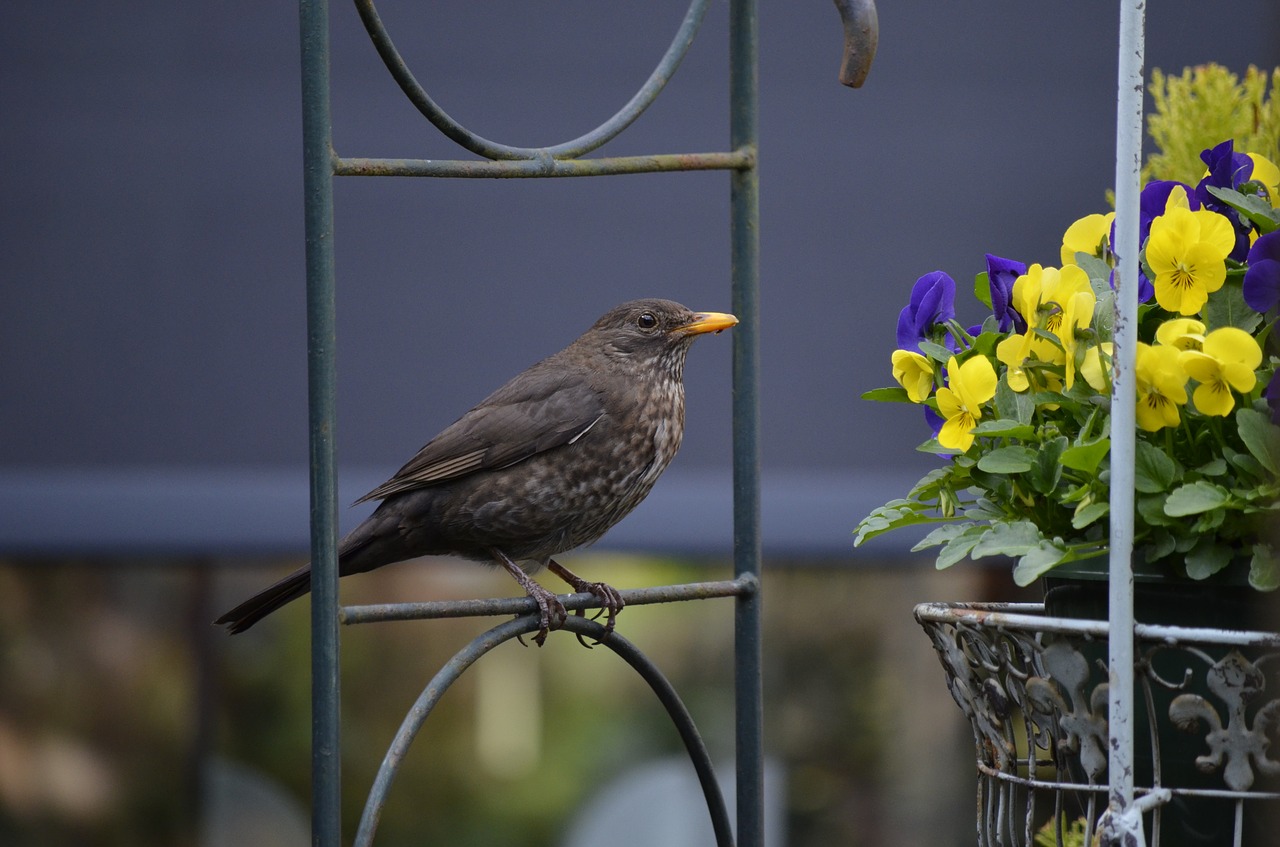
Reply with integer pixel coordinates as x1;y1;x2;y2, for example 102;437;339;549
636;312;658;330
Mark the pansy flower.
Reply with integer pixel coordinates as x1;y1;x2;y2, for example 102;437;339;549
1195;140;1255;260
1154;318;1206;351
1145;206;1235;314
1134;343;1189;432
985;253;1027;333
896;271;956;353
1080;342;1113;393
1177;327;1262;416
1243;230;1280;314
1246;153;1280;209
1266;371;1280;425
1060;212;1115;266
935;355;996;452
1132;180;1197;302
891;350;934;403
1058;288;1097;389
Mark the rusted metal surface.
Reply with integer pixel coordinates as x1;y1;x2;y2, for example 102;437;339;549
333;148;756;179
915;601;1280;846
341;575;757;625
832;0;877;88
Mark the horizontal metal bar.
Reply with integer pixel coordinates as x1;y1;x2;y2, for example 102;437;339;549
914;601;1280;648
977;764;1280;801
332;147;755;178
341;575;758;625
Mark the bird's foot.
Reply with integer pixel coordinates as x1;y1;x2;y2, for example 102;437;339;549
548;560;625;647
494;549;566;646
523;580;568;647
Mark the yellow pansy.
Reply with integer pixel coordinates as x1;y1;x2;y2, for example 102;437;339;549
1177;327;1262;416
1060;212;1115;266
1145;206;1235;315
936;355;997;452
1011;264;1093;331
1154;318;1206;351
1248;152;1280;209
1058;289;1097;389
1134;343;1188;431
1080;342;1113;393
891;350;934;403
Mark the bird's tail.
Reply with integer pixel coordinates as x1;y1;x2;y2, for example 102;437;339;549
214;564;312;634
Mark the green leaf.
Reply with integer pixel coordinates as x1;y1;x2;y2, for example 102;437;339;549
1184;539;1234;580
973;272;992;309
1193;458;1229;478
917;340;953;364
1074;253;1114;292
936;526;989;569
971;520;1044;558
1143;531;1177;562
970;419;1036;439
912;521;976;551
977;446;1038;473
1072;501;1109;529
1092;291;1115;342
1250;544;1279;592
1206;185;1280;234
861;386;912;403
1237;407;1280;475
1204;281;1263;335
1061;439;1111;474
1134;440;1177;493
1137;493;1176;526
1029;436;1067;495
916;437;960;456
1164;481;1231;516
994;376;1035;425
854;500;943;546
1012;540;1072;586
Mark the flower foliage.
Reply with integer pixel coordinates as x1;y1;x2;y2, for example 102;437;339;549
855;137;1280;591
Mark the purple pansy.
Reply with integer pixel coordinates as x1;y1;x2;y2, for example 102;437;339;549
1266;371;1280;426
924;404;946;436
1244;231;1280;314
985;253;1027;333
1195;140;1255;261
1140;180;1198;240
896;271;956;352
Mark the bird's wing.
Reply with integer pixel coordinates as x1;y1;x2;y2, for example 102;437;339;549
353;371;606;504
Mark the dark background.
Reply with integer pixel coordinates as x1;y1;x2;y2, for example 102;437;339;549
3;4;1279;846
3;1;1278;556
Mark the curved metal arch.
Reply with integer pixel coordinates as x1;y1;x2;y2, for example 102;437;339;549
351;0;712;161
353;614;735;847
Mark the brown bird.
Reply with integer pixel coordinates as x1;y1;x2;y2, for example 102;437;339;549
215;299;736;644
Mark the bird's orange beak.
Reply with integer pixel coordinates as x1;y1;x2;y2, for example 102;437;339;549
675;311;738;336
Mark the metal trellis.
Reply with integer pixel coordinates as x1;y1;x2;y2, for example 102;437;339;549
296;1;779;845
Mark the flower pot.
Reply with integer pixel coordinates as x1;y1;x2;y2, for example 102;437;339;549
915;593;1280;847
1042;565;1273;847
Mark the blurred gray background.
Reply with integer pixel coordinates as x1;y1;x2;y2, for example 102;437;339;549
2;1;1277;555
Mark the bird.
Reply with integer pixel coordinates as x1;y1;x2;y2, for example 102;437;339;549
215;298;736;644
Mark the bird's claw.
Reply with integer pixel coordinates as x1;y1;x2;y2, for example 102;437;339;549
526;586;568;647
566;581;624;648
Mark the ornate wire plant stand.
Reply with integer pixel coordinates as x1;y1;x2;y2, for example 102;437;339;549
915;601;1280;847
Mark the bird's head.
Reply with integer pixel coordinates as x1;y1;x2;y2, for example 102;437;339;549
586;299;737;374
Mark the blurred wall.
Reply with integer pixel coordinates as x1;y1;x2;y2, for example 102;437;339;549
2;1;1278;556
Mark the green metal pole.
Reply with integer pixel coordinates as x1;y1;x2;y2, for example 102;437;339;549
299;0;341;844
730;0;762;844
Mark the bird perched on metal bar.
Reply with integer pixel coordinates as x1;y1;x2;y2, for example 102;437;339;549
215;299;736;644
